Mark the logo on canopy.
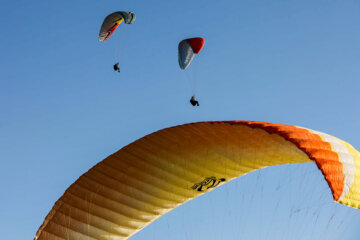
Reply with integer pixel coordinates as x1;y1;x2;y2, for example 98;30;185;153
192;177;226;192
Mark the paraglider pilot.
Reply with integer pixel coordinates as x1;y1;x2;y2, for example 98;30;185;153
190;95;199;106
113;62;120;72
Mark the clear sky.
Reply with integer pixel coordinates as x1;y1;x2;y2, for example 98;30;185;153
1;0;360;239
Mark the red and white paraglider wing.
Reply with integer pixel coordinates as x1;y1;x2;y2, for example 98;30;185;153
178;37;205;70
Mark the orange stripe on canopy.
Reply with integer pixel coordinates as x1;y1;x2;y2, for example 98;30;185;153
207;121;345;200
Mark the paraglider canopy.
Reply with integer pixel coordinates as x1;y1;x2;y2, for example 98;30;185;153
178;37;205;70
98;11;136;42
34;121;360;240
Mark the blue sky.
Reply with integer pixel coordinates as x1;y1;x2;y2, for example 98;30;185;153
1;0;360;239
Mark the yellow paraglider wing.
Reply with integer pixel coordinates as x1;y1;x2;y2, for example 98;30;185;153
34;121;360;240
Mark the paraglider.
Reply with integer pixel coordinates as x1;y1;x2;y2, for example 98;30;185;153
98;11;136;72
178;37;205;106
190;95;199;106
34;121;360;240
113;62;120;72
